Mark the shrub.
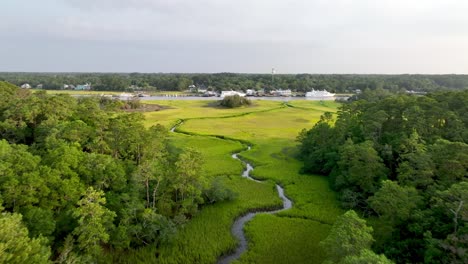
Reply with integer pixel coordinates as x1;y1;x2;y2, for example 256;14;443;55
219;95;251;108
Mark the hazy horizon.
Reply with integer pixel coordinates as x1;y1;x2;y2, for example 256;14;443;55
2;0;468;74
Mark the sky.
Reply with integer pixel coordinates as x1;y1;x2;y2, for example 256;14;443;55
1;0;468;73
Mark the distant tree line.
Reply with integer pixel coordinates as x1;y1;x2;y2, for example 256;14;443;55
1;72;468;92
0;81;234;262
298;89;468;263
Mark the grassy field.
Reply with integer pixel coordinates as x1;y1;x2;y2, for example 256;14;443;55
105;133;282;264
143;100;283;128
111;99;343;263
235;214;331;264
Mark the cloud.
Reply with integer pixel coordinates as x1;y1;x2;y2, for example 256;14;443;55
1;0;468;72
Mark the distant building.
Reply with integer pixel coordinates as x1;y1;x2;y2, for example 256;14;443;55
36;84;43;89
272;89;292;97
405;90;427;95
20;83;31;89
202;91;217;97
188;84;197;92
189;84;208;93
220;91;246;98
305;89;335;98
75;83;91;90
257;88;266;96
246;89;255;96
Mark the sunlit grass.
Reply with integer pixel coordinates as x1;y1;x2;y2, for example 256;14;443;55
143;100;284;128
169;133;245;177
179;107;327;140
235;214;331;264
173;101;342;263
107;99;343;263
240;140;343;224
105;133;282;263
286;99;341;111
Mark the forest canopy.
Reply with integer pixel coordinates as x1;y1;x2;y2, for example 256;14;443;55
1;72;468;92
298;89;468;263
0;81;233;262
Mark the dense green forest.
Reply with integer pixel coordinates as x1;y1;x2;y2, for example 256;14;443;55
0;81;234;263
1;72;468;92
298;89;468;263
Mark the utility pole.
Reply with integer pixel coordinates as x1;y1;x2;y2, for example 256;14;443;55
271;68;275;89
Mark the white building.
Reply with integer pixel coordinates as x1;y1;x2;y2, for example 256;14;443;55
220;91;246;98
305;89;335;98
20;83;31;89
272;89;292;97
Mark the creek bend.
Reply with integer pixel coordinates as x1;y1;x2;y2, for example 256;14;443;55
217;146;292;264
170;123;293;264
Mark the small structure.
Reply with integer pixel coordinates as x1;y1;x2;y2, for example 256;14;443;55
202;91;217;97
246;89;255;96
75;83;91;90
20;83;31;89
198;88;208;93
119;92;133;97
188;84;197;92
36;84;43;89
272;89;292;97
220;90;246;98
257;88;266;96
305;89;335;98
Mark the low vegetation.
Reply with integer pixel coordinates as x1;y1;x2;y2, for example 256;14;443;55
168;100;344;262
219;95;252;108
236;214;330;264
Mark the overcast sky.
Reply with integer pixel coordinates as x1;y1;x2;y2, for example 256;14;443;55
1;0;468;73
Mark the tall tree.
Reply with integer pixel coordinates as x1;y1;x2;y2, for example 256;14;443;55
0;210;51;264
72;187;116;257
332;140;387;208
320;210;374;263
368;180;422;224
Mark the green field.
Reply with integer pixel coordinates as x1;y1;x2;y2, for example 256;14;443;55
143;100;283;128
113;99;343;263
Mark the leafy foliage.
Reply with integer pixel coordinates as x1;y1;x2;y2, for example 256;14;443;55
2;72;468;92
219;95;252;108
0;82;235;262
0;211;51;264
298;90;468;263
320;210;374;262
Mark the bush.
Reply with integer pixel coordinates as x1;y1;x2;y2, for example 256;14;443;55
219;95;251;108
203;177;237;204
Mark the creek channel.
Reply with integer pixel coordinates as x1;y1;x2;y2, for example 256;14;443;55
170;122;293;264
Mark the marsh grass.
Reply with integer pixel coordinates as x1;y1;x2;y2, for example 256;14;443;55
107;99;343;263
234;214;331;264
142;100;283;128
104;133;282;263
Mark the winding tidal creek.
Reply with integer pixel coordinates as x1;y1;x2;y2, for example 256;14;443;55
170;123;293;264
217;147;293;264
